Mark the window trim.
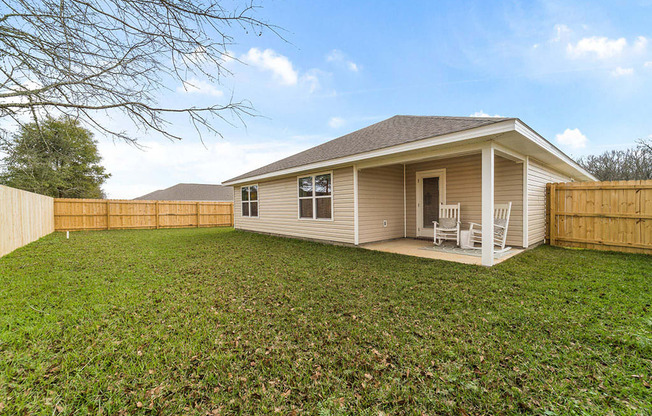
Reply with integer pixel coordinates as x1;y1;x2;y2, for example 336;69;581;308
240;184;259;218
297;171;334;221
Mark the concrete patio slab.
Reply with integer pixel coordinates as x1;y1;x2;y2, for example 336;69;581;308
360;238;524;265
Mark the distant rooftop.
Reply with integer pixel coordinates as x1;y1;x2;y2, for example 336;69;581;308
225;115;512;183
134;183;233;201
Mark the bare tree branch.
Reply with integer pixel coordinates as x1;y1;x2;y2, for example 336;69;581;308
0;0;281;143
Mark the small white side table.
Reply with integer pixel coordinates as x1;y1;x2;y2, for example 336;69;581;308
459;230;472;249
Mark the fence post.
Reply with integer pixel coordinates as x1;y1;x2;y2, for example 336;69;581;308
230;202;234;226
155;201;160;229
196;202;200;227
549;183;556;246
106;200;110;230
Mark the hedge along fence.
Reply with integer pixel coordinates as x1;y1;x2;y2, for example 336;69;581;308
0;185;54;257
546;180;652;255
54;199;234;231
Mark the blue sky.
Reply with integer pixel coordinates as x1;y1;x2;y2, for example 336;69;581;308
98;0;652;198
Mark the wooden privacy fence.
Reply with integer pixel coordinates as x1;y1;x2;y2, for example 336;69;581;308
546;180;652;254
1;185;54;257
54;199;233;231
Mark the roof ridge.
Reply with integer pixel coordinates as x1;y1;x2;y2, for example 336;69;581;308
395;114;512;120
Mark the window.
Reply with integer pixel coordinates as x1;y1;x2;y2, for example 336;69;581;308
298;173;332;219
241;185;258;217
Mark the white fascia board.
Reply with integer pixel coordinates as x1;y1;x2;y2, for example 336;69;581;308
514;120;597;181
222;120;516;185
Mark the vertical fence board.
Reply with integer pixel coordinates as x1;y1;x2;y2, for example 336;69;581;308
54;199;233;231
546;180;652;255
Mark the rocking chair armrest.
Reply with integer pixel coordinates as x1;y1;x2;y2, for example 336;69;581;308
468;222;481;230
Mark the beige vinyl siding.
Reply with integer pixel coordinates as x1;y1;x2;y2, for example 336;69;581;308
527;159;572;246
406;154;524;247
358;165;404;244
234;167;354;244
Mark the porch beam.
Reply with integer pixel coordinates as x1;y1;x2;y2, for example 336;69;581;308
355;141;487;171
493;143;526;163
481;143;495;266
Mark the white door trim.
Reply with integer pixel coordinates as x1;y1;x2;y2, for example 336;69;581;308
416;169;446;238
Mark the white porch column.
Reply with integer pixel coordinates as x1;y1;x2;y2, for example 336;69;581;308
481;143;495;266
353;165;359;245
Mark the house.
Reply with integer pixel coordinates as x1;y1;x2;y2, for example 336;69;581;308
222;116;596;266
134;183;233;202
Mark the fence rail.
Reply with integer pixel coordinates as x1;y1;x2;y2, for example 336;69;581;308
546;180;652;254
54;199;233;231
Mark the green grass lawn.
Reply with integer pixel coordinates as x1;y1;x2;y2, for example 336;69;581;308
0;228;650;415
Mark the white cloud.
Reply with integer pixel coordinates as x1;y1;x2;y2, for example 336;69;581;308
611;66;634;77
552;24;571;42
328;117;346;128
242;48;298;85
301;70;322;93
634;36;648;53
326;49;360;72
176;78;223;97
98;138;306;199
567;36;627;59
326;49;344;62
469;111;503;118
556;128;588;149
645;61;652;68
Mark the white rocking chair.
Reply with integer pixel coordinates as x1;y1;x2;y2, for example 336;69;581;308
468;202;512;252
433;203;461;246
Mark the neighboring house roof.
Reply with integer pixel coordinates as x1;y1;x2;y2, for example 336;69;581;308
134;183;233;201
225;115;511;183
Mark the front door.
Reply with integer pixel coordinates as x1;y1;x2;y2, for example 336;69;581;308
416;169;446;238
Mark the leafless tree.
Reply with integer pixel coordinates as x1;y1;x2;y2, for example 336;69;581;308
578;139;652;181
0;0;279;144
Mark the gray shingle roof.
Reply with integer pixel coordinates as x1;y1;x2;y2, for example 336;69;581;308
134;183;233;201
225;115;512;183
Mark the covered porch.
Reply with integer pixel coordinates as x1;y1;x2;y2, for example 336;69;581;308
353;140;528;266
